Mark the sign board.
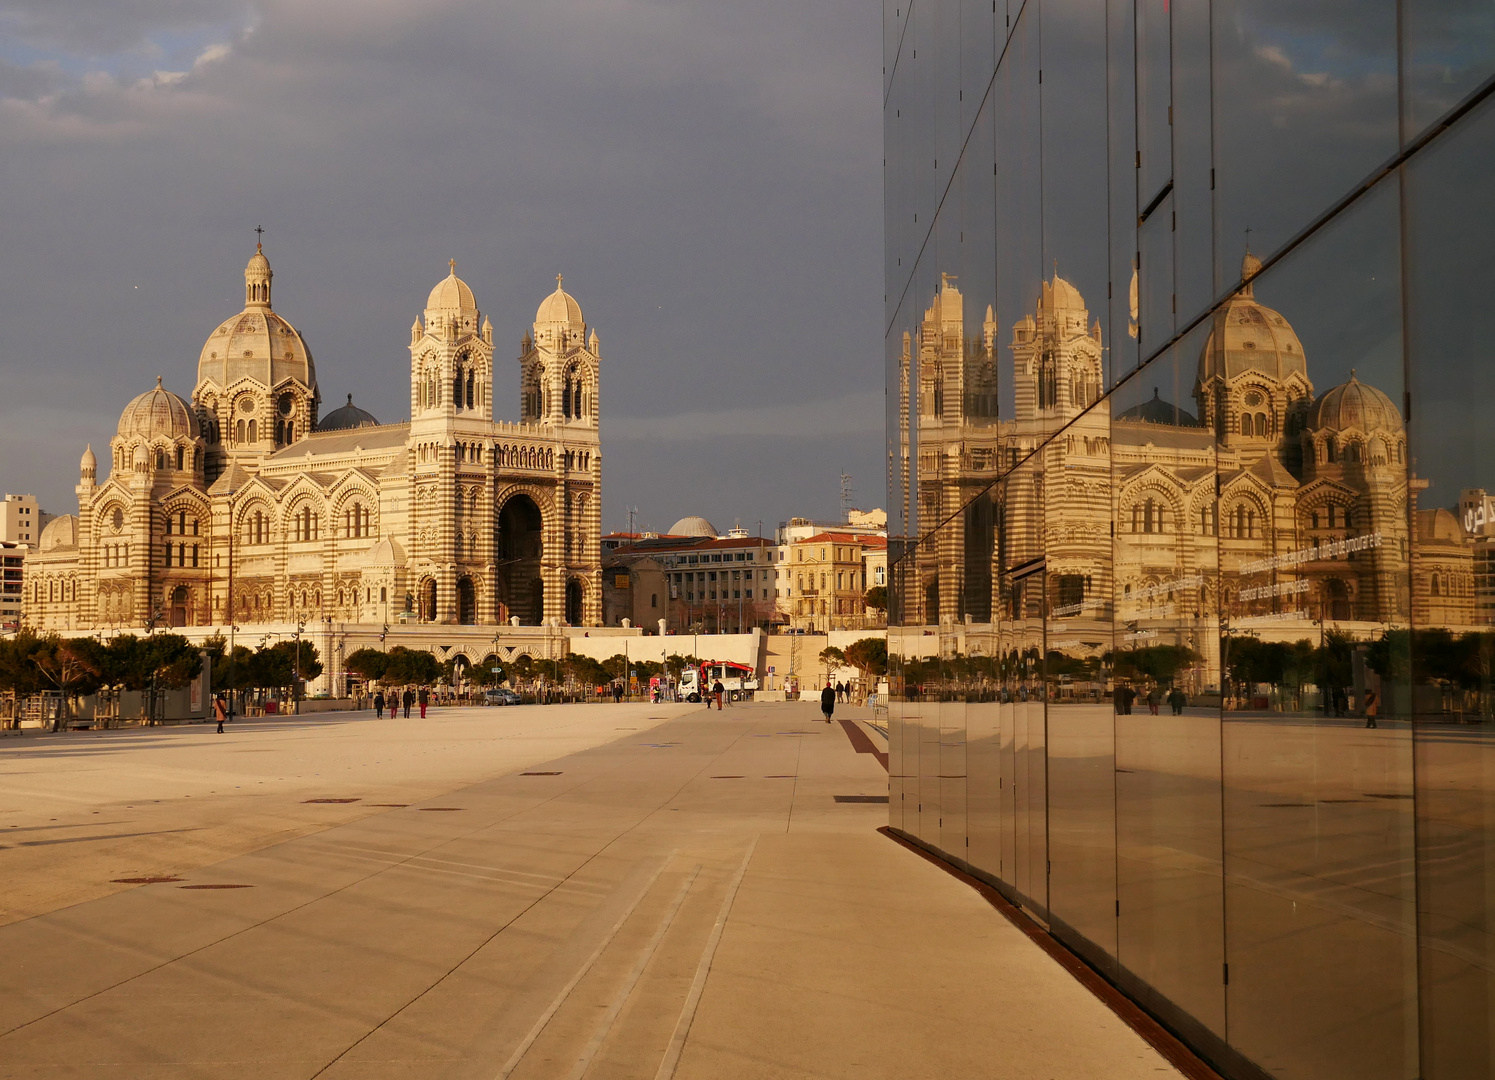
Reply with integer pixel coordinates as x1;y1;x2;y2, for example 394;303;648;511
615;575;630;589
768;665;776;673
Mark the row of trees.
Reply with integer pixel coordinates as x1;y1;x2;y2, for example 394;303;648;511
0;631;329;729
0;631;204;727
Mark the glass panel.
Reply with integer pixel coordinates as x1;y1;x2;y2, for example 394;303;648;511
994;3;1040;424
1136;0;1173;208
1403;0;1495;143
1212;0;1399;270
1405;93;1495;1080
1138;190;1175;356
1040;0;1111;378
1107;0;1140;381
1001;454;1047;912
1044;395;1117;962
1217;178;1417;1080
1170;0;1214;324
1111;340;1225;1038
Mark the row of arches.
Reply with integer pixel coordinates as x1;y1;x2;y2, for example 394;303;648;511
1313;434;1406;467
495;444;554;470
112;442;198;475
238;496;377;546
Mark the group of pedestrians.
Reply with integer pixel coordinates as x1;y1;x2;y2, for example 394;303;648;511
1113;684;1188;716
371;687;429;719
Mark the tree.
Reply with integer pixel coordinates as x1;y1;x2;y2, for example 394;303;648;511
819;645;845;666
844;637;888;683
864;585;888;613
31;635;106;728
383;646;441;686
344;647;389;683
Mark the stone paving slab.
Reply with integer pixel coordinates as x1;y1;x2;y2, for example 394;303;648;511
0;702;1185;1079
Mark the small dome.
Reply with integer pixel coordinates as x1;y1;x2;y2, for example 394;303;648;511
80;444;97;472
1417;507;1465;544
537;274;584;327
1116;387;1200;426
39;515;77;552
669;515;718;538
318;394;380;432
118;377;200;441
364;537;406;567
1307;372;1402;434
427;261;477;312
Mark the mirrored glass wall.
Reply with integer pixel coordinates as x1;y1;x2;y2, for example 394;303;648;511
885;3;1495;1077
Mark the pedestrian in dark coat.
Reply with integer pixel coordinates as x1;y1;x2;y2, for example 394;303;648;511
402;688;414;718
712;679;725;710
821;683;836;722
374;691;385;719
417;686;429;719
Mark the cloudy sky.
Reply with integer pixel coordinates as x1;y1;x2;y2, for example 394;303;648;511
0;0;883;536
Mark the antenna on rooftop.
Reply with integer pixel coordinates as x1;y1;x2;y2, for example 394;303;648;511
627;506;638;535
840;473;854;523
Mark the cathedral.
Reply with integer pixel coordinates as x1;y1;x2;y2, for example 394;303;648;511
898;252;1482;671
25;247;604;631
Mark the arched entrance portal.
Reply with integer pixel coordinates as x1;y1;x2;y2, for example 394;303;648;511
420;578;437;623
169;585;189;628
566;578;584;626
457;577;476;625
497;494;545;624
1326;578;1352;622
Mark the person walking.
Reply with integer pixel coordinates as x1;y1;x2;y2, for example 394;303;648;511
821;682;836;723
613;682;624;704
1167;687;1187;716
418;686;429;719
402;688;414;718
373;690;385;719
213;693;228;734
1146;687;1161;715
1364;689;1379;729
712;679;725;711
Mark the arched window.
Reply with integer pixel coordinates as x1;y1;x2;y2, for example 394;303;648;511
248;419;257;443
1241;413;1252;437
236;419;245;443
175;446;184;470
1432;574;1442;597
1326;437;1337;463
467;370;476;409
454;369;464;408
1256;412;1268;435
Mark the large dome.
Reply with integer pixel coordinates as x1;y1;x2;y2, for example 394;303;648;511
318;393;380;432
1306;372;1402;434
1197;252;1308;387
197;247;316;395
669;515;718;538
427;262;477;313
118;377;200;441
536;275;584;327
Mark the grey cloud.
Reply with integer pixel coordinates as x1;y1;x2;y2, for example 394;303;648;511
0;0;883;533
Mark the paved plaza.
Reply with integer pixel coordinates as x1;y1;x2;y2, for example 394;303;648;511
0;702;1184;1079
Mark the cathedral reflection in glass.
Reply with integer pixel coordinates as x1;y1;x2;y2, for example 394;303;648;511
885;2;1495;1077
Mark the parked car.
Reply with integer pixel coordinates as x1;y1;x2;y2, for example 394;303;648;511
485;688;522;706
